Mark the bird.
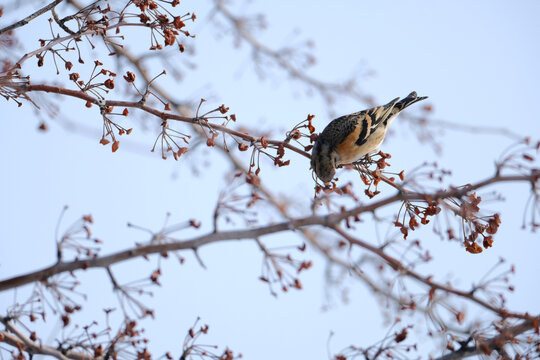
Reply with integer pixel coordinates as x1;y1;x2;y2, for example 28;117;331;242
311;91;428;184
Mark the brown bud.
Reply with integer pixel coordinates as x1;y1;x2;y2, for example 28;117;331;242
173;16;186;29
69;73;80;81
104;79;114;89
218;104;229;114
486;214;501;235
400;226;409;239
395;328;408;343
123;71;136;82
456;312;465;324
260;136;268;148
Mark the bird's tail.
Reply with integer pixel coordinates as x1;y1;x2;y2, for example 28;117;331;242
393;91;428;113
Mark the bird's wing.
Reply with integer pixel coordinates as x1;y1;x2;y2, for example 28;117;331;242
367;97;400;130
318;112;362;150
352;97;399;146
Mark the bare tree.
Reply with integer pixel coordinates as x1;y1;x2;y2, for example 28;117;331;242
1;1;539;359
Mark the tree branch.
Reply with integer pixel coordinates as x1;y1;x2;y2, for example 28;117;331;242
13;83;310;159
435;319;539;360
0;0;64;36
332;226;532;320
0;173;535;296
1;318;93;360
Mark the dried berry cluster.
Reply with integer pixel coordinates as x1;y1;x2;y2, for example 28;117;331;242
460;193;501;254
333;322;416;360
213;177;265;228
258;241;312;296
356;151;402;198
181;318;242;360
152;119;190;160
0;71;30;107
133;0;195;51
394;199;442;240
235;114;315;179
393;190;502;253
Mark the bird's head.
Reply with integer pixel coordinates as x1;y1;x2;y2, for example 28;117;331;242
311;141;338;184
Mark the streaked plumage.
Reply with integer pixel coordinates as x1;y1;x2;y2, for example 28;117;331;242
311;91;428;183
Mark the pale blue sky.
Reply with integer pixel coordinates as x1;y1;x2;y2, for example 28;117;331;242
1;1;539;359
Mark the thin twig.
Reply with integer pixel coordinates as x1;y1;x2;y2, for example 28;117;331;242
0;0;64;36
